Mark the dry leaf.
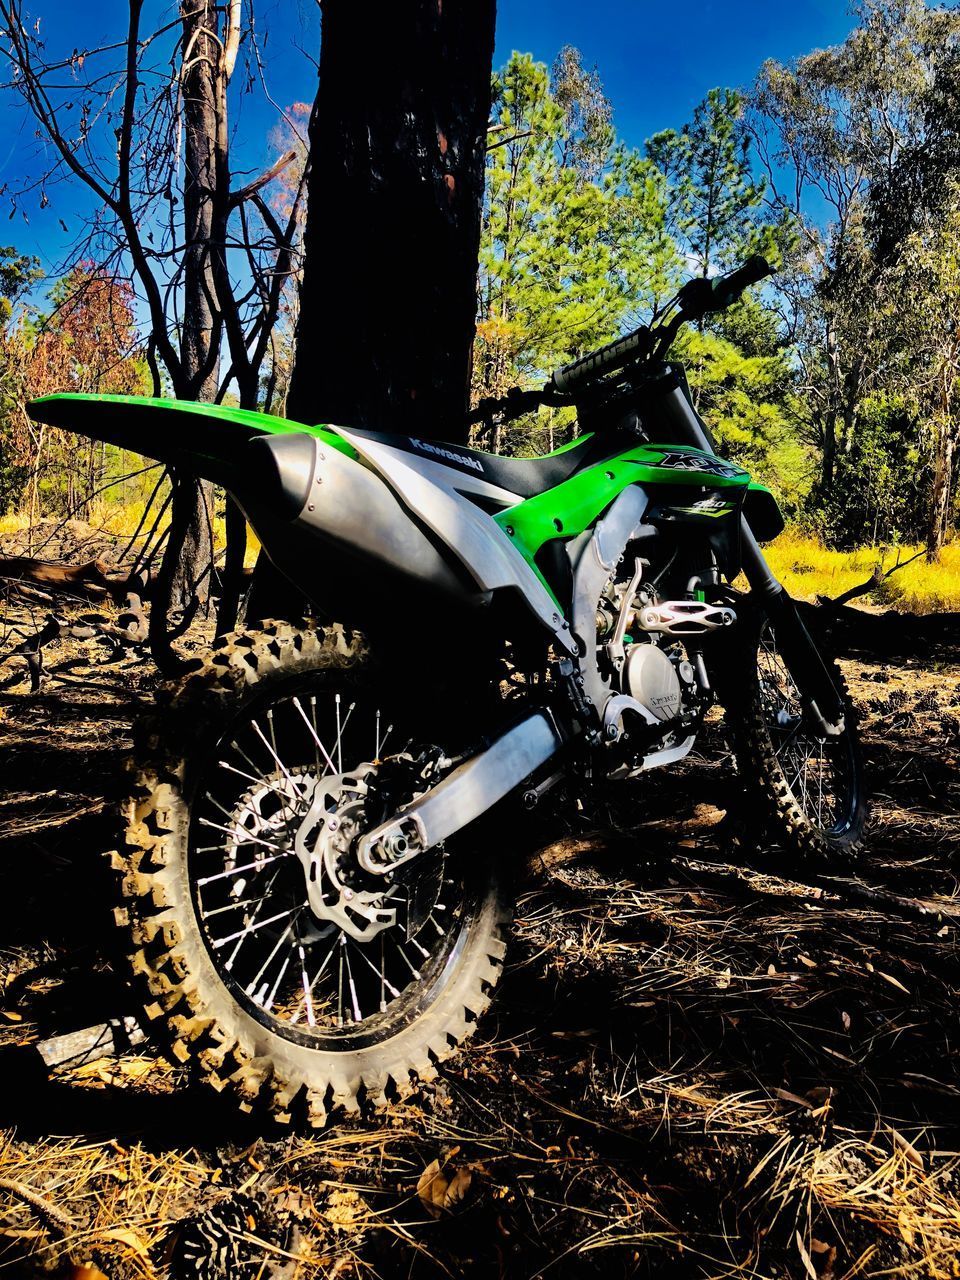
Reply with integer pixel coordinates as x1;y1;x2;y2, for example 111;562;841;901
101;1226;151;1258
841;1011;851;1031
798;955;817;969
774;1087;813;1109
417;1157;473;1213
444;1167;472;1211
419;1161;449;1217
716;968;732;990
811;1241;837;1280
68;1268;110;1280
417;1157;472;1217
891;1128;924;1170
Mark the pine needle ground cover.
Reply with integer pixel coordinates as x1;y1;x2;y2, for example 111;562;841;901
0;586;958;1279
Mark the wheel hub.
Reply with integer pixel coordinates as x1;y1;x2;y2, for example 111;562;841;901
293;765;401;942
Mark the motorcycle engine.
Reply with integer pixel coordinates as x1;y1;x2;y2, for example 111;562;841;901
622;643;684;722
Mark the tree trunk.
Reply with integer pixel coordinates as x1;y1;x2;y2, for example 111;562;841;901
821;320;841;493
286;0;496;442
167;0;227;617
820;411;837;493
926;416;955;562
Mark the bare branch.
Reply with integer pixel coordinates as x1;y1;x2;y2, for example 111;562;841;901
228;148;297;208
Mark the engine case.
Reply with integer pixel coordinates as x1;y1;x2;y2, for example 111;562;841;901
624;644;683;722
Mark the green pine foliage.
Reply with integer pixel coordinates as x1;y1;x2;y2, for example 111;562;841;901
477;56;795;480
476;52;676;402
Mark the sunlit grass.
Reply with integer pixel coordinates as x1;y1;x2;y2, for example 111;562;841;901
1;500;262;568
4;503;959;611
764;531;960;613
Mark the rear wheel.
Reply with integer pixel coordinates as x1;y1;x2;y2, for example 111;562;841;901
116;622;511;1125
725;612;867;862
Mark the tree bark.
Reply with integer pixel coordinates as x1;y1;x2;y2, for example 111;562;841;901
163;0;227;625
287;0;496;442
926;417;955;562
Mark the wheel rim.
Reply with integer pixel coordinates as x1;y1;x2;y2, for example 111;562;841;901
756;624;858;837
188;682;473;1049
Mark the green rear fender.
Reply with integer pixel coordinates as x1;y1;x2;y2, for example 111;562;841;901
25;392;356;484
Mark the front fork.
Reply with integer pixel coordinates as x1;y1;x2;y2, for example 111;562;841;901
657;379;845;731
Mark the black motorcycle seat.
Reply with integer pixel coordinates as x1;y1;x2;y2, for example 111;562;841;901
346;427;602;499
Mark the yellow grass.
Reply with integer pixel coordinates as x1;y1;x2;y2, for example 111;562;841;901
0;501;262;568
4;504;959;612
763;532;960;614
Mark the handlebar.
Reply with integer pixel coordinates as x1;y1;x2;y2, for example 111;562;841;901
549;326;653;394
469;256;775;428
677;254;773;319
548;256;773;396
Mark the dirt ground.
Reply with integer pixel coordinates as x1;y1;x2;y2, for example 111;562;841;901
0;582;958;1280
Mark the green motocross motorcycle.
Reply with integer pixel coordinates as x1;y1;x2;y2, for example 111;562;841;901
28;255;865;1125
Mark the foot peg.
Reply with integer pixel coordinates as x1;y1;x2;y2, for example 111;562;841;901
637;600;735;636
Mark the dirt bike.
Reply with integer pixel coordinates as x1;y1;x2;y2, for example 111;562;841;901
28;255;866;1126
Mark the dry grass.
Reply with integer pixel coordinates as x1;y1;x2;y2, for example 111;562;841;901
1;502;263;568
0;596;958;1278
764;532;960;613
4;500;959;612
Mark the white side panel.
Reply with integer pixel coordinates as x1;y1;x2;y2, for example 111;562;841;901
332;428;577;654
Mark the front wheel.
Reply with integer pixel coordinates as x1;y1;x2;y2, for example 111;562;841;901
722;610;867;862
115;622;512;1126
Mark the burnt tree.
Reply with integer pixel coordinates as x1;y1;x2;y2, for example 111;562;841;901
287;0;496;441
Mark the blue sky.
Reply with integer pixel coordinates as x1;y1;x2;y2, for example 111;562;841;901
2;0;858;281
495;0;854;145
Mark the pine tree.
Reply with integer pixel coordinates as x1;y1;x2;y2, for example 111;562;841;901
287;0;496;441
647;88;769;279
475;52;675;453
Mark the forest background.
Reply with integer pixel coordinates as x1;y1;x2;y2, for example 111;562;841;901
2;0;960;613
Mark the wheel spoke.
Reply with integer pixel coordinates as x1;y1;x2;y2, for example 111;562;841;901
197;819;284;855
292;696;336;774
290;930;340;1024
246;920;296;997
213;905;299;950
191;690;462;1039
196;849;291;886
343;942;363;1023
756;625;853;836
298;941;316;1026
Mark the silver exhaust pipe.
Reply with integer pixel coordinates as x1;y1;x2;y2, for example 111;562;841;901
244;432;468;598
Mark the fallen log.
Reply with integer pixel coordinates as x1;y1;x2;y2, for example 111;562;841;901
817;549;925;608
3;597;149;691
0;555;147;602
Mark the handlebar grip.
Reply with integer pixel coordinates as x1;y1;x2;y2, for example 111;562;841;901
550;325;650;393
711;254;772;305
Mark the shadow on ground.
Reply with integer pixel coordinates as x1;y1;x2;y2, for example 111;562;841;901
0;599;958;1278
